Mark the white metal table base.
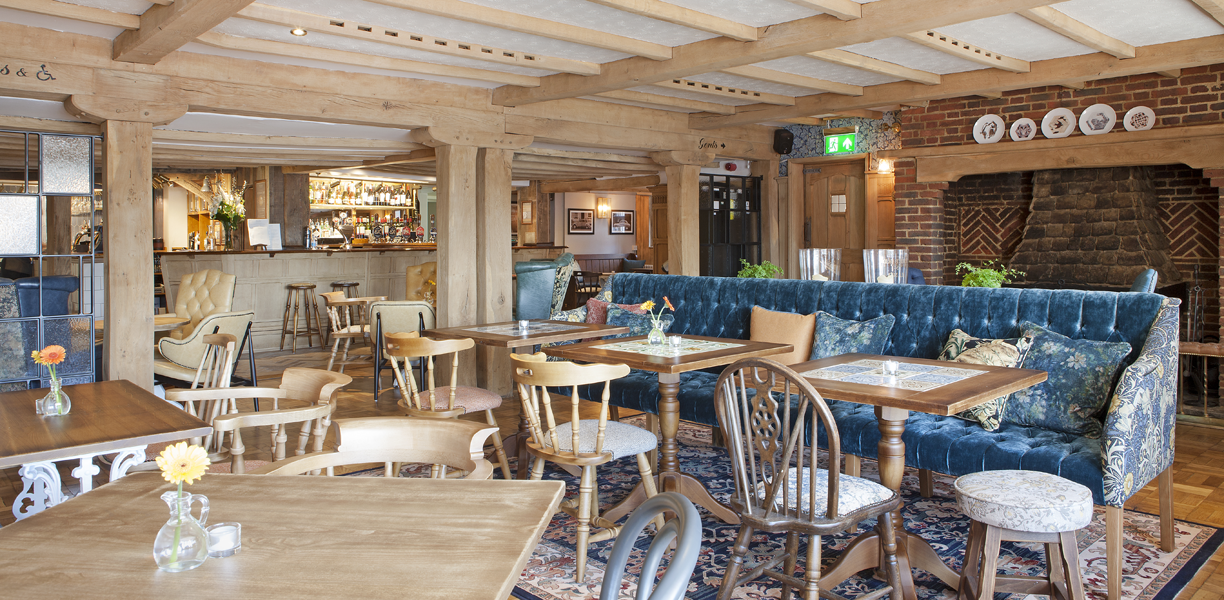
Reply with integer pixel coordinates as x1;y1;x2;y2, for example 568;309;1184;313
13;446;147;520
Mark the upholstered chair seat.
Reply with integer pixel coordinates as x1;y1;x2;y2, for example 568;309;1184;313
167;269;237;340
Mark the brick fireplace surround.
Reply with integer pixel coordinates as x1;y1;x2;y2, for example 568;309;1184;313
886;65;1224;340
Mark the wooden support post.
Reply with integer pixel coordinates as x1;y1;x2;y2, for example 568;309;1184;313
101;120;155;391
475;147;513;395
652;151;712;277
434;144;478;329
751;158;781;269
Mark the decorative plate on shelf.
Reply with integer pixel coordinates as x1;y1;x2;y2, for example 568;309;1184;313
972;114;1006;144
1078;103;1116;135
1010;118;1037;142
1041;108;1077;139
1123;106;1155;131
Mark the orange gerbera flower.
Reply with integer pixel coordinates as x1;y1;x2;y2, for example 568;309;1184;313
663;296;674;311
31;345;66;366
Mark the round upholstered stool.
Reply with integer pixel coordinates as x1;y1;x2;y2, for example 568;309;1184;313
331;281;361;298
955;470;1093;600
279;283;324;353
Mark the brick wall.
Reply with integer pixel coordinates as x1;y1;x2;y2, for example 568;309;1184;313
893;158;949;284
941;172;1031;283
901;66;1224;149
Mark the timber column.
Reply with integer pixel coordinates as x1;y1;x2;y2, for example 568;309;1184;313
475;147;514;394
651;151;713;276
65;95;186;391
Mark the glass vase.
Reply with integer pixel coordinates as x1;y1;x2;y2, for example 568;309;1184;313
222;223;234;251
37;380;71;416
154;490;210;572
647;314;673;345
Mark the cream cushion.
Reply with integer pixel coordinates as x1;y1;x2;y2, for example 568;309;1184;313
405;262;437;302
541;420;657;460
954;470;1093;533
757;467;896;517
749;306;816;365
168;269;236;340
407;386;502;413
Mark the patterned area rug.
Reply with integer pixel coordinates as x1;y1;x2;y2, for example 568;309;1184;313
504;418;1222;600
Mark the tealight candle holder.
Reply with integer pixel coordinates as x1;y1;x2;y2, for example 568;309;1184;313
206;522;242;558
518;320;530;331
882;360;900;377
668;335;684;354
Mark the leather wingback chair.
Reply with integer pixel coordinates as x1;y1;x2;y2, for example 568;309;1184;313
15;276;80;316
1129;268;1158;293
907;267;926;286
168;269;236;340
405;261;438;301
155;310;253;383
514;252;575;320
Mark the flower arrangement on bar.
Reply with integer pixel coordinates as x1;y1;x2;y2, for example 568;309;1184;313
153;442;212;572
207;177;249;251
31;344;70;416
640;296;675;345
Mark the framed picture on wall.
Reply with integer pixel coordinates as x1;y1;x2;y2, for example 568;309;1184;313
609;210;634;234
520;199;534;225
568;208;594;234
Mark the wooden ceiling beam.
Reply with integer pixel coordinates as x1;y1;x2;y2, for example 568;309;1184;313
1189;0;1224;26
1018;7;1135;59
1157;69;1181;78
371;0;673;59
904;30;1029;73
0;0;139;29
721;65;863;95
582;0;758;41
808;49;942;85
153;130;428;151
194;32;541;87
539;175;661;194
780;0;861;20
515;147;655;165
492;0;1052;106
513;154;656;171
691;34;1224;129
594;90;737;114
237;3;600;75
113;0;258;64
354;148;437;169
651;79;795;106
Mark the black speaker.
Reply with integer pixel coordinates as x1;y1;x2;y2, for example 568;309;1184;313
773;129;794;155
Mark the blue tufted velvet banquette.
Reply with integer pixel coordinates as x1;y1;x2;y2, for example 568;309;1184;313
582;273;1179;510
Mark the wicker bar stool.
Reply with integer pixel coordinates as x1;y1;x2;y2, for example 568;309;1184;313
331;281;361;298
279;282;324;352
955;470;1092;600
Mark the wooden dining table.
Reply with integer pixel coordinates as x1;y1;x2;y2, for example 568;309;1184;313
545;334;793;524
0;472;565;600
0;380;212;520
792;353;1048;600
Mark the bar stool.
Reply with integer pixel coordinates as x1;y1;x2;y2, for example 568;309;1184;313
331;281;361;298
280;283;324;352
955;470;1092;600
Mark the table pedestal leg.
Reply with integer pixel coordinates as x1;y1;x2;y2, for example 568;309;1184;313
515;406;531;480
819;407;958;600
603;373;740;525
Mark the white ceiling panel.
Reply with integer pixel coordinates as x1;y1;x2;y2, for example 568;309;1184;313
161;113;416;141
627;85;751;106
0;6;125;38
661;0;818;26
259;0;631;63
687;72;811;97
840;37;985;75
581;96;696;113
754;55;901;86
213;19;557;77
448;0;716;46
1053;0;1224;46
56;0;152;16
0;97;87;122
935;14;1098;62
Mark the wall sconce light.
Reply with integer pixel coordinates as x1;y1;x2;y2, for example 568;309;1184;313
878;158;893;174
596;197;611;219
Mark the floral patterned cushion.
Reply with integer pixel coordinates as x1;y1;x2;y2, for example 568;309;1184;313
585;298;647;325
1002;321;1131;437
541;306;587;360
594;276;613;303
810;311;896;360
607;306;671;339
938;329;1035;431
756;467;896;517
954;470;1093;532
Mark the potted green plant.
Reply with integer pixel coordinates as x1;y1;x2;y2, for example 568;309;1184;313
737;259;783;279
955;260;1024;288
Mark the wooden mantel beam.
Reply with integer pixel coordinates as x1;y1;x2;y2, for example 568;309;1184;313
113;0;258;64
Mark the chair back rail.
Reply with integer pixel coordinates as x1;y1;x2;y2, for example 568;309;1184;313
212;402;334;474
511;353;630;463
599;492;702;600
384;333;474;414
574;253;631;273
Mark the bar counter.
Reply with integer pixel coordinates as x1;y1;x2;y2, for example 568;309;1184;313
160;245;565;352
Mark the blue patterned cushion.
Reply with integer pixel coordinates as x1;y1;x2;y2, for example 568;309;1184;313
1002;321;1131;437
938;329;1035;431
810;311;895;359
607;306;671;339
541;306;588;360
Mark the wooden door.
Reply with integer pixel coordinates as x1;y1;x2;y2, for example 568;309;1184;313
804;161;866;282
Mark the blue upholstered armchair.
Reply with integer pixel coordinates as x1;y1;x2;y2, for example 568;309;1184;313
1129;268;1158;293
514;253;576;320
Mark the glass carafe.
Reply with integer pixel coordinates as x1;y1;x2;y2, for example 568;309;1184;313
153;490;210;572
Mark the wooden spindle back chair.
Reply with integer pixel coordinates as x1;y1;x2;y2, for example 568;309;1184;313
511;353;661;582
320;292;384;372
713;357;903;600
211;402;334;474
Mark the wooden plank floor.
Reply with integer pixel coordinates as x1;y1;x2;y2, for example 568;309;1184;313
5;348;1224;599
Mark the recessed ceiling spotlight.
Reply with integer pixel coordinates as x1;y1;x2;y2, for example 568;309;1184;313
290;27;307;36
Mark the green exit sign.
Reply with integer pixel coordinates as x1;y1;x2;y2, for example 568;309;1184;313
824;132;856;154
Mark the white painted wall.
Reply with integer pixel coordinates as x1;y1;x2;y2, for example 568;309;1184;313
163;186;189;250
557;191;638;255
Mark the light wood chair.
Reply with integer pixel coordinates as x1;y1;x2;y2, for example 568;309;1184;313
320;291;386;373
714;357;902;600
249;417;498;480
511;352;661;583
174;332;237;452
384;332;513;480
